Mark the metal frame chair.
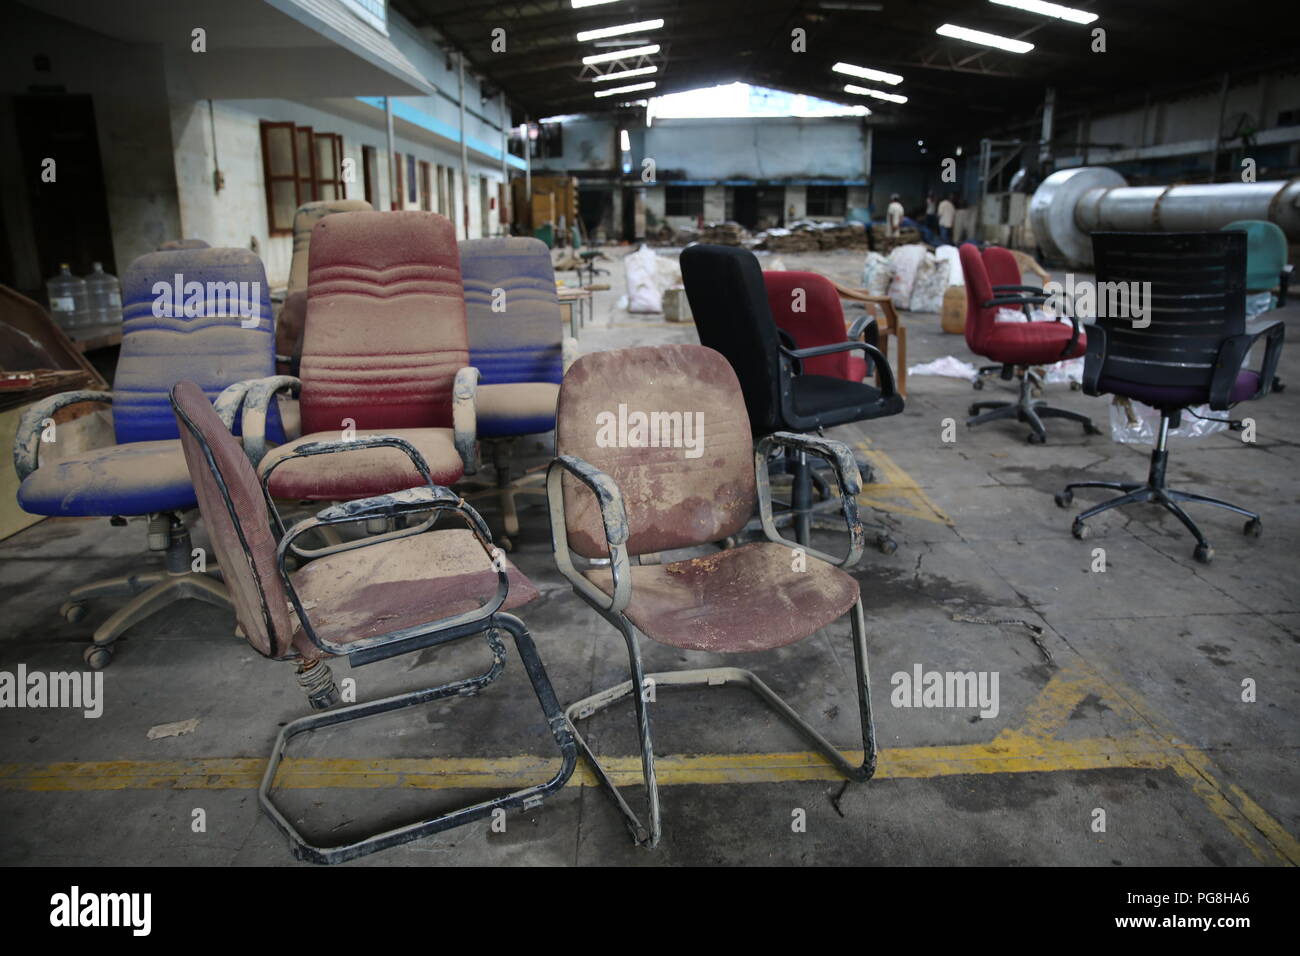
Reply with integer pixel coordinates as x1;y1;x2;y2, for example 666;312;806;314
546;345;877;848
170;381;575;863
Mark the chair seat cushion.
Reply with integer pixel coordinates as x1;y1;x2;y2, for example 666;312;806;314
475;382;559;438
291;529;537;647
982;321;1086;365
260;428;463;501
1100;370;1260;409
17;440;195;517
583;541;859;653
790;374;904;425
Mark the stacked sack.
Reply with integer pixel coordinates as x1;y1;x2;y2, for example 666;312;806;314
861;243;951;313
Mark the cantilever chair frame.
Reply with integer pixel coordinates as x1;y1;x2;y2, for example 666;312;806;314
171;394;576;863
547;430;876;849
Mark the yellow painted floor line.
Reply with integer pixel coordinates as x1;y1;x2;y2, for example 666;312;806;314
0;664;1292;865
853;439;954;526
0;735;1170;793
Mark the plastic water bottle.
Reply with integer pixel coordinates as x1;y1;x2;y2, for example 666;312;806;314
85;262;123;327
46;263;88;331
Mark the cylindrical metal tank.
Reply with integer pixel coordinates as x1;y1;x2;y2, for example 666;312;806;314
1030;166;1300;267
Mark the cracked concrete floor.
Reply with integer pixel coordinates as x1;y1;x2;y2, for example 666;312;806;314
0;247;1296;866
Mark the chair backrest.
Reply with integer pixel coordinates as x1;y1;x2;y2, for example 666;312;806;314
287;199;373;293
1091;231;1246;390
958;242;998;355
982;245;1027;289
299;210;468;436
556;344;756;559
116;247;276;444
460;237;563;386
680;243;784;433
157;238;209;251
1222;220;1287;292
763;271;854;379
170;380;303;660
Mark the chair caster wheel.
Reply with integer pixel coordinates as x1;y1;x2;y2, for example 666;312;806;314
1084;422;1103;436
83;645;113;669
1070;381;1082;391
1054;490;1073;508
876;534;898;555
498;536;514;553
61;601;88;624
1243;518;1262;538
1072;520;1090;540
967;404;981;417
1027;432;1045;444
1193;544;1214;564
972;379;984;391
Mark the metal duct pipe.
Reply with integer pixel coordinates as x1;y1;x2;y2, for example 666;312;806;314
1030;166;1300;266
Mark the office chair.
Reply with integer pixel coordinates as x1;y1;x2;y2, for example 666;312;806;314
241;211;479;505
13;247;280;668
960;244;1098;443
1223;219;1290;308
681;244;903;553
1055;231;1284;563
169;379;574;864
459;237;576;549
157;239;209;251
548;344;876;848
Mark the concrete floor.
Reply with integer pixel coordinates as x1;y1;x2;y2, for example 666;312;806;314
1;246;1297;866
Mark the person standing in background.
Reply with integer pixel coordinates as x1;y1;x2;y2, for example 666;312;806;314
938;193;956;245
887;194;905;239
924;192;937;235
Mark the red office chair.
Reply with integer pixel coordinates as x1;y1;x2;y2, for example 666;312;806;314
960;243;1099;443
764;271;872;382
240;211;480;500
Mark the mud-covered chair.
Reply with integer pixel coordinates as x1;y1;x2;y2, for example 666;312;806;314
548;344;877;848
13;247;281;668
459;237;576;547
241;211;478;503
169;378;575;864
1055;231;1284;563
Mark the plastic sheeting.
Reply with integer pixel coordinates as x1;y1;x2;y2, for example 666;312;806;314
1108;397;1227;444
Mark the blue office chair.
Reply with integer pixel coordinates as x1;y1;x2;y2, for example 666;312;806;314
13;247;281;667
459;237;575;548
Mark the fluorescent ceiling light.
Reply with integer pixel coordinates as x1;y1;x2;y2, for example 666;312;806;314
844;84;907;104
619;129;631;150
592;65;658;82
582;43;659;64
831;61;903;85
571;0;622;8
577;19;664;42
935;23;1034;53
594;81;657;98
988;0;1097;24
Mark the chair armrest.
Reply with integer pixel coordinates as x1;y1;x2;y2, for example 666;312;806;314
546;454;631;615
1080;324;1108;396
453;366;479;476
237;375;301;467
783;341;897;397
755;431;865;569
1212;317;1285;408
982;293;1048;309
992;284;1043;294
847;313;878;341
13;390;112;481
259;434;436;538
214;381;251;430
276;487;508;662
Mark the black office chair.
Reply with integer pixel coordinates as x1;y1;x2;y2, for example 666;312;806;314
1055;231;1285;563
681;243;905;553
